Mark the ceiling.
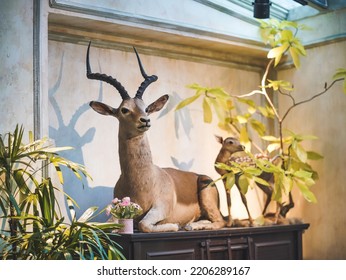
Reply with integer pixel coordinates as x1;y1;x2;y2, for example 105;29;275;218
48;0;346;70
196;0;346;23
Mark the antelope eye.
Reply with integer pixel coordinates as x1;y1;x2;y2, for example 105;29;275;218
121;107;129;114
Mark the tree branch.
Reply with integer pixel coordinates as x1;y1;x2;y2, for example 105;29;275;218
281;78;344;122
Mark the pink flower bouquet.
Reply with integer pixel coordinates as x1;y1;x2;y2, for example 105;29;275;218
106;197;143;219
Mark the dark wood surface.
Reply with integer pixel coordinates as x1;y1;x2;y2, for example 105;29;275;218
111;223;310;260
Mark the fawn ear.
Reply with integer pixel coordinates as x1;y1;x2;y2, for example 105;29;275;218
215;135;224;144
146;94;169;115
89;101;117;116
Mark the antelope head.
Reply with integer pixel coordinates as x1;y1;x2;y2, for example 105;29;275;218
87;42;169;139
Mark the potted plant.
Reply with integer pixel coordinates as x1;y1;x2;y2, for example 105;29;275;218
175;19;346;225
0;125;125;259
106;197;143;234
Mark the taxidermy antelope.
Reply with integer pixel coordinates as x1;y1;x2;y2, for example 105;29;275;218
86;42;226;232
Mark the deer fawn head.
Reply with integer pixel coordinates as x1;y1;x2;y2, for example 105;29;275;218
87;42;169;139
215;136;245;154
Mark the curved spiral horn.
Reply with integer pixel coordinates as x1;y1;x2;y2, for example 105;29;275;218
133;47;158;99
86;41;130;100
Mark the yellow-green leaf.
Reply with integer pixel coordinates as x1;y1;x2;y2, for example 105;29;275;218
266;143;280;153
236;115;248;124
282;175;293;194
293;170;313;179
307;151;324;160
207;87;230;99
175;93;201;111
238;174;249;194
202;98;212;123
333;68;346;94
280;29;294;41
262;135;280;142
250;119;266;136
239;127;251;151
267;43;289;66
225;174;235;190
295;179;317;203
333;68;346;80
253;176;270;187
290;47;301;68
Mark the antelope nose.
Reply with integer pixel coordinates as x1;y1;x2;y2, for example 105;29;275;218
140;117;150;126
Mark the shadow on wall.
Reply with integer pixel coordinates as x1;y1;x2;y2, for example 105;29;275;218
49;53;112;222
158;91;195;171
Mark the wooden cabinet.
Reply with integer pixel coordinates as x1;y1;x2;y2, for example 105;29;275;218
111;223;309;260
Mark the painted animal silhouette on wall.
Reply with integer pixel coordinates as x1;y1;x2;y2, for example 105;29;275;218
86;42;226;232
49;53;113;221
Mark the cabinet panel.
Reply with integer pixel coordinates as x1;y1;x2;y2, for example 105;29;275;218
253;240;293;259
146;249;196;260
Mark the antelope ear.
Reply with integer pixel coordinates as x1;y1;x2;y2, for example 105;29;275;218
146;94;169;115
89;101;117;116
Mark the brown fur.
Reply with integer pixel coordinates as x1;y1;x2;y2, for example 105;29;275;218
90;97;226;232
87;45;226;232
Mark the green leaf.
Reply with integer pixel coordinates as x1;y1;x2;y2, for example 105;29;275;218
282;175;293;194
238;174;249;195
293;143;308;163
250;119;266;136
266;143;281;153
267;43;289;66
268;79;293;91
307;151;324;160
236;115;248;124
262;135;280;142
253;176;270;187
293;40;306;56
258;105;275;118
333;68;346;80
293;170;313;179
239;127;251;151
175;93;201;111
272;174;283;202
244;166;262;176
202;97;212;123
225;174;235;191
78;207;98;223
215;162;233;172
333;68;346;93
207;87;230;99
295;179;317;203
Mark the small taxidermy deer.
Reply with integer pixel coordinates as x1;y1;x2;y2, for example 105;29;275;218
86;42;226;232
215;136;296;226
215;136;278;226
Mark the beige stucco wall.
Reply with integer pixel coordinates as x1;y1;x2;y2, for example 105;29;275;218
278;40;346;259
0;0;34;134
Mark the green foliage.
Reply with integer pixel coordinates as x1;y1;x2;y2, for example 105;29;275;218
0;125;124;260
259;19;307;68
333;68;346;93
175;19;345;208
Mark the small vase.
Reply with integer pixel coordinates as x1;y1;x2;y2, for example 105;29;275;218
118;218;134;234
